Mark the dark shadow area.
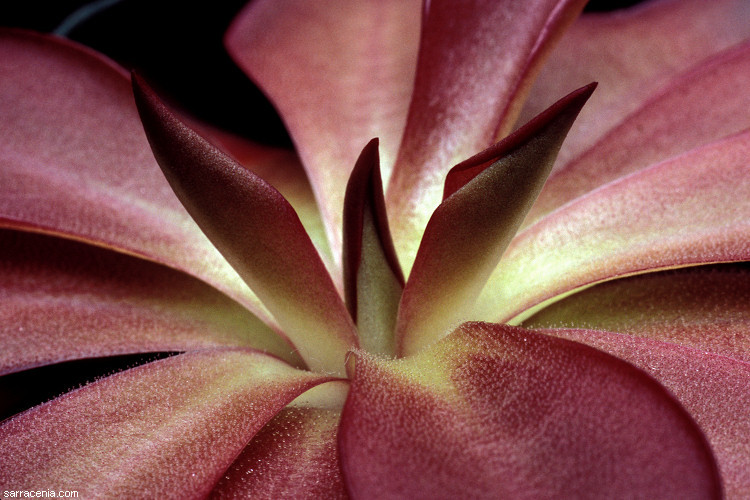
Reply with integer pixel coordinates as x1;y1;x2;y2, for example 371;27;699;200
0;352;180;423
585;0;645;11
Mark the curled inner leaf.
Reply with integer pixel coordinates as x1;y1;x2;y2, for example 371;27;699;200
343;139;404;357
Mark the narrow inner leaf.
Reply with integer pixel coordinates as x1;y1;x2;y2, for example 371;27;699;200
132;74;358;376
343;139;404;357
355;209;403;356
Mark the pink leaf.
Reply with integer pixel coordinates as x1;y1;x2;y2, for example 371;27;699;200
211;381;349;499
226;0;423;263
476;130;750;324
519;0;750;171
0;29;270;322
340;322;721;498
0;229;300;375
0;349;339;497
175;120;335;277
544;328;750;498
386;0;588;271
396;84;594;356
525;39;750;227
132;75;358;376
525;263;750;363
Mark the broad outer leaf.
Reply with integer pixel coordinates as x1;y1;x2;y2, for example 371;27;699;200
386;0;587;273
543;328;750;499
226;0;422;264
210;381;349;499
0;349;338;498
525;263;750;363
132;75;358;376
518;0;750;171
525;40;750;227
396;84;594;357
0;29;271;324
475;130;750;324
343;139;404;357
0;229;300;375
340;322;722;499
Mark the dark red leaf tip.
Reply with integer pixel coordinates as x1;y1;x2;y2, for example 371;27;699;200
443;82;597;199
343;138;404;320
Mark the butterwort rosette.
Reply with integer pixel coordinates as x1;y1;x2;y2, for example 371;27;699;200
1;0;749;498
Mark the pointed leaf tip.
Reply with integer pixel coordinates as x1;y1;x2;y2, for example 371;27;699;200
131;74;357;375
397;83;595;357
444;82;597;199
0;32;273;325
343;138;378;315
386;0;591;273
225;0;422;263
343;139;404;356
477;128;750;325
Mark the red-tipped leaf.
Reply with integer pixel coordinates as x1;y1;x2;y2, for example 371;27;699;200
0;29;271;323
525;40;750;227
396;84;594;356
519;0;750;170
0;229;300;375
386;0;588;271
132;75;357;376
476;130;750;324
343;139;404;356
172;120;335;276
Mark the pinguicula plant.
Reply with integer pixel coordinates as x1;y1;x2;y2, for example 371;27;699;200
1;0;749;498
